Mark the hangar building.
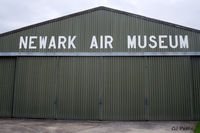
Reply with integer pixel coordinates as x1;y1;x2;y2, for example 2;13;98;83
0;7;199;120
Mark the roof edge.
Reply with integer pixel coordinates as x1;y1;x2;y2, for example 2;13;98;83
0;6;199;37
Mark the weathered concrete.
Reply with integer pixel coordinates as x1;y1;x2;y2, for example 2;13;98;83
0;119;197;133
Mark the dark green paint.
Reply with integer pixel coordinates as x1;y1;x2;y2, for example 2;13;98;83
0;56;199;120
102;57;146;120
0;8;199;120
0;10;199;52
0;57;15;117
191;57;200;120
13;57;57;118
57;57;99;120
148;57;192;120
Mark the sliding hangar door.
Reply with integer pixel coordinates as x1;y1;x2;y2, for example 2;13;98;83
0;7;200;120
0;56;200;120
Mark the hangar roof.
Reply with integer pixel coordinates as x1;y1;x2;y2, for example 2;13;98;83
0;6;200;37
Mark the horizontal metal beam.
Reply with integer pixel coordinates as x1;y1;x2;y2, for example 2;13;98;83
0;52;200;56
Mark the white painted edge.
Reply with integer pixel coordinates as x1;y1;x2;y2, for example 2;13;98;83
0;52;200;56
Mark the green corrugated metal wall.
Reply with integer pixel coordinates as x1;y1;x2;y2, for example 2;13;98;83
0;56;199;120
0;10;200;52
102;57;145;120
0;8;199;120
57;57;99;120
0;57;15;117
148;57;192;120
13;57;57;118
191;57;200;120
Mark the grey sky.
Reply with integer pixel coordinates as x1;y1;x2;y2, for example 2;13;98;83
0;0;199;34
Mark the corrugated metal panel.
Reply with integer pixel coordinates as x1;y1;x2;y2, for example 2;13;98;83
102;57;146;120
0;56;199;120
0;9;199;52
1;6;199;37
148;57;192;120
191;57;200;120
57;57;99;120
13;57;57;118
0;57;15;117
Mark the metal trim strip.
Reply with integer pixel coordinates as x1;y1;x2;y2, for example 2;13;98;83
0;52;200;56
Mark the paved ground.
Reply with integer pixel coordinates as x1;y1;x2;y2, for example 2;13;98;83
0;118;197;133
